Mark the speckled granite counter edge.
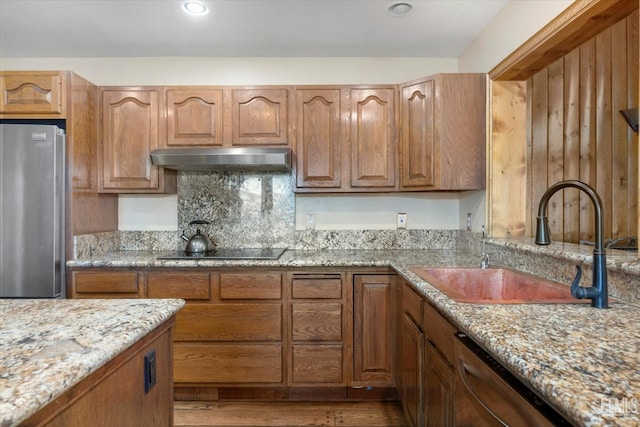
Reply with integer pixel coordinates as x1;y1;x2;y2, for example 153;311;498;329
1;299;185;427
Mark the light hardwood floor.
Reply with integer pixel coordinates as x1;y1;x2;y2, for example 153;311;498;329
174;401;409;427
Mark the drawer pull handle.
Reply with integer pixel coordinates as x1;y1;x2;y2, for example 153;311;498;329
457;359;509;427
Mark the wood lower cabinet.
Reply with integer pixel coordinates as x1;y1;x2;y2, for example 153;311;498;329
70;271;144;298
425;337;455;426
424;303;458;427
400;281;425;427
353;274;396;386
24;318;175;427
68;267;398;401
0;71;65;117
289;273;347;387
99;87;175;193
400;74;485;191
160;271;285;388
398;279;457;427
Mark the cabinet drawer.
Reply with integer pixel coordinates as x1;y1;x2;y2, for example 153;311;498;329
424;303;457;362
219;273;282;299
148;272;210;301
73;272;141;297
403;283;423;328
291;344;343;383
292;302;342;341
175;304;282;341
174;343;283;383
291;276;342;299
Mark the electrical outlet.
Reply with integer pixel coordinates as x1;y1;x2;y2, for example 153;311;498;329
306;213;315;230
467;213;472;231
397;213;407;229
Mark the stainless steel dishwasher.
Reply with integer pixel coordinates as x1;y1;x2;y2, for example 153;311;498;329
454;332;574;427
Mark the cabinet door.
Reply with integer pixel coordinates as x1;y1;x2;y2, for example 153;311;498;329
100;88;166;191
231;88;289;146
425;341;454;427
350;88;397;189
0;71;65;116
402;314;424;427
294;88;343;189
400;74;485;191
353;274;396;385
165;88;223;147
401;80;435;188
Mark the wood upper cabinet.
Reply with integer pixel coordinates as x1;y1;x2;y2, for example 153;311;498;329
400;74;485;191
0;71;65;117
25;319;174;427
353;274;396;386
294;86;398;192
294;88;344;189
401;80;435;188
231;88;289;146
164;87;223;147
350;87;397;189
99;87;175;193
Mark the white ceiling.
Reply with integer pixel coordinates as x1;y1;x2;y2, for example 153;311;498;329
0;0;509;58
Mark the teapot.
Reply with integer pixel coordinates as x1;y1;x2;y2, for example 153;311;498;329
181;220;216;253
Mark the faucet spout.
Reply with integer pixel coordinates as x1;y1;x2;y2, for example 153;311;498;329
534;180;608;308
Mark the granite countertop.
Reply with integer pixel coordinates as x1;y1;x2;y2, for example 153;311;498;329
67;248;640;426
0;298;185;427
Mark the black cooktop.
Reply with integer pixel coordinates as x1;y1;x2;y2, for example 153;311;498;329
157;247;287;260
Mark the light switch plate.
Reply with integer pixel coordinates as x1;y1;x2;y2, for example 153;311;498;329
397;213;407;229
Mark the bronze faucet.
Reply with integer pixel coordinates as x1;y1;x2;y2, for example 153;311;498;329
535;180;609;308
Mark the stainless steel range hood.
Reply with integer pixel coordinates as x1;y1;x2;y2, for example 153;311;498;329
150;147;291;171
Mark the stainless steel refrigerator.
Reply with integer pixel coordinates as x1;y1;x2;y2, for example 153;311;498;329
0;124;65;298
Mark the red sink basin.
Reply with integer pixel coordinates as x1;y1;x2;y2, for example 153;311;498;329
410;267;588;304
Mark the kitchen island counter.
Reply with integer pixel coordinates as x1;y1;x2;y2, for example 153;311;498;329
0;298;185;427
67;248;640;426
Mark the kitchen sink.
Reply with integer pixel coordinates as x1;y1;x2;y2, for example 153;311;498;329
410;267;588;304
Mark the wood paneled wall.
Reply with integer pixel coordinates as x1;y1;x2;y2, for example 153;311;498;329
525;11;638;243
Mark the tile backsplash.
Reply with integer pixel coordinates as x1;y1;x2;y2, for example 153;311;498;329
176;171;295;248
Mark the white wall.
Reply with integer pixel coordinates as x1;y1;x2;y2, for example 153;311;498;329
458;1;573;73
2;0;572;232
296;193;460;230
0;57;456;86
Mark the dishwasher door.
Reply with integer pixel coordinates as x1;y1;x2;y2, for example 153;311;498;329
453;332;573;427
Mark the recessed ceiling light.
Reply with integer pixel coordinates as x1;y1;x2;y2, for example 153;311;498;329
387;2;414;17
182;1;209;16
